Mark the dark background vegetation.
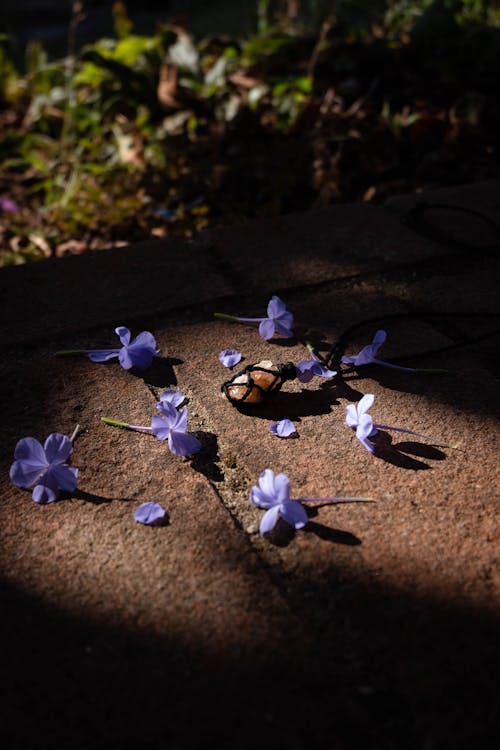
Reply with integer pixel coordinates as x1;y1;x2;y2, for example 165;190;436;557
0;0;499;264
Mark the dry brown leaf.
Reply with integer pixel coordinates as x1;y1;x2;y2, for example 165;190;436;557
28;233;51;257
56;239;88;257
157;64;181;109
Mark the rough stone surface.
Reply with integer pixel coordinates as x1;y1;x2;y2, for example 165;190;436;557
1;180;499;750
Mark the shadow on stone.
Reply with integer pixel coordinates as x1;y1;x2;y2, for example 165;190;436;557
231;387;337;421
191;431;224;482
304;521;362;546
372;431;439;470
132;356;183;388
73;489;123;505
263;515;361;549
2;566;498;749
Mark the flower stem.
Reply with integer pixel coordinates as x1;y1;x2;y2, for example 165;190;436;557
372;358;447;374
101;417;153;433
213;313;238;322
69;424;81;443
54;349;85;357
297;497;375;505
413;368;448;375
101;417;131;429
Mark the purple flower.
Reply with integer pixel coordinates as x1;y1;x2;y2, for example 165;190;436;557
342;330;387;367
102;400;201;457
0;197;20;213
342;330;446;374
215;295;294;340
296;350;336;383
218;349;242;368
250;469;372;537
250;469;308;535
346;394;451;453
157;389;186;413
345;394;378;453
10;433;78;504
134;502;166;525
55;326;159;370
151;402;201;456
269;418;297;438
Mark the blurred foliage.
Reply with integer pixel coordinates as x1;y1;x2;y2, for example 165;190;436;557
0;0;499;265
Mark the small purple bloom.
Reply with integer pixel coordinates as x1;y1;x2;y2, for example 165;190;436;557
296;351;336;383
151;402;202;456
342;330;387;367
250;469;308;535
341;330;445;373
345;394;378;453
250;469;373;537
0;197;20;213
345;394;448;453
157;389;186;412
134;501;166;525
218;349;242;368
57;326;159;370
269;418;297;438
215;295;294;340
10;433;78;503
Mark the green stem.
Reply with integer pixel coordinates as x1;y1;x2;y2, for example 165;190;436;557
101;417;130;429
213;313;237;322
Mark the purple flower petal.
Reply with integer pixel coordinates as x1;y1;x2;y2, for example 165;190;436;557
272;472;290;503
134;501;166;525
151;414;171;440
269;418;297;438
353;344;377;366
218;349;242;368
256;468;282;503
156;400;178;419
259;318;275;340
357;394;375;416
342;330;387;366
295;361;316;383
32;484;58;504
14;436;46;464
10;459;46;489
0;197;20;213
167;431;201;456
296;359;336;383
85;349;120;362
169;407;187;433
358;435;376;454
259;504;281;535
118;347;134;370
372;330;387;350
158;390;186;408
126;331;158;369
10;438;47;488
49;463;78;493
345;404;359;428
357;413;377;440
267;295;287;318
44;433;73;463
115;326;131;346
280;500;308;529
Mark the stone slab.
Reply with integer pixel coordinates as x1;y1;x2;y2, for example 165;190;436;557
0;236;234;350
203;202;453;295
2;180;500;749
